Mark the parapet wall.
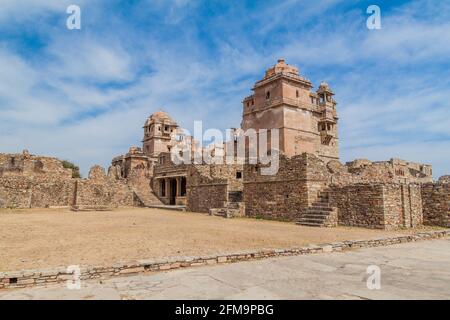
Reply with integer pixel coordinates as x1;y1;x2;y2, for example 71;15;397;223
330;158;433;185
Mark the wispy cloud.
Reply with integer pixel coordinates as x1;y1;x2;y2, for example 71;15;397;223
0;0;448;178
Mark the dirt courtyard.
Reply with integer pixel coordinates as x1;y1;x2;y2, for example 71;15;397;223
0;207;439;272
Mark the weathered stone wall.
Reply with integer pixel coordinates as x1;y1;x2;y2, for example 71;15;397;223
382;184;423;229
243;154;312;220
73;166;134;208
329;184;385;228
421;182;450;227
329;183;423;230
187;183;227;213
0;176;75;209
0;151;73;179
0;152;137;209
332;158;433;185
0;151;75;208
186;164;241;213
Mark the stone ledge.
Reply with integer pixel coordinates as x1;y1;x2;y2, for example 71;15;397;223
0;229;448;290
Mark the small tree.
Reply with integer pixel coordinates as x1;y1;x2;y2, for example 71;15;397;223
62;160;81;178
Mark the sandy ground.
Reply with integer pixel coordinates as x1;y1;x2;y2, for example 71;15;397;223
0;207;440;272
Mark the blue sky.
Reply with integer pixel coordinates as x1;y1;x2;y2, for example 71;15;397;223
0;0;449;178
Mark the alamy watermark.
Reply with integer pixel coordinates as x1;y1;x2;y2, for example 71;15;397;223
169;122;280;175
66;5;81;30
66;265;81;290
366;265;381;290
366;5;381;30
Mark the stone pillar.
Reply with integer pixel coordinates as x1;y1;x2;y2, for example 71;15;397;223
165;178;170;199
176;177;181;197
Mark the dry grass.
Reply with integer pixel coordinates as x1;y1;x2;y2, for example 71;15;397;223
0;207;439;271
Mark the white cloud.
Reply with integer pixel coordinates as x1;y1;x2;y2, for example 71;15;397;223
0;0;449;179
0;0;84;23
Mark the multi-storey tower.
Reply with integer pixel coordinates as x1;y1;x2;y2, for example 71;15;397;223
142;111;179;159
241;59;339;162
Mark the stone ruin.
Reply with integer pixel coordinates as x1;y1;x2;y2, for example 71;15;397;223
0;59;449;229
0;150;162;211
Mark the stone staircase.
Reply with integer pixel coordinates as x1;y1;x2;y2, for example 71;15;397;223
210;201;245;219
297;190;337;227
132;187;164;207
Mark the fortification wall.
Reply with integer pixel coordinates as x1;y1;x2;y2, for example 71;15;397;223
0;151;75;208
332;158;433;185
73;166;134;208
421;182;450;227
186;164;242;213
243;154;312;220
0;176;75;208
328;183;423;229
0;152;136;209
329;184;385;228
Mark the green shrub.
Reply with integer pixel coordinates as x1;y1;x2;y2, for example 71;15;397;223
62;160;81;178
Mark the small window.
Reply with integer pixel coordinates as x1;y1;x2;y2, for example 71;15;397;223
266;91;270;100
296;90;299;98
164;125;169;131
236;171;242;179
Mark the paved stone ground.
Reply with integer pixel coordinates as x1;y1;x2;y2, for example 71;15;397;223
1;239;449;300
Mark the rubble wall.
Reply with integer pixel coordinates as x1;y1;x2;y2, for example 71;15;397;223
329;183;423;229
421;182;450;227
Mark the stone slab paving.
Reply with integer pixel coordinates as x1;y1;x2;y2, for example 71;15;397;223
1;239;449;300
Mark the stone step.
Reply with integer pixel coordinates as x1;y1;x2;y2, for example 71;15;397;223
146;204;186;211
209;208;227;217
302;213;330;219
309;205;333;211
296;221;324;227
298;217;327;224
306;209;334;215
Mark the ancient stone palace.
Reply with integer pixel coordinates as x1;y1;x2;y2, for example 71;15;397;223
1;59;448;230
